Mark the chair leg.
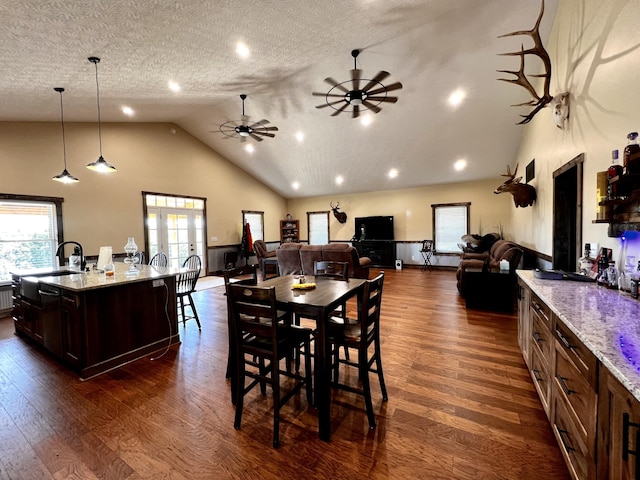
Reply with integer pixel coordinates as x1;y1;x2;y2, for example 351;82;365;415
359;348;376;429
259;358;267;395
374;335;388;401
187;293;201;329
234;364;245;430
272;358;281;448
304;338;313;405
178;296;186;326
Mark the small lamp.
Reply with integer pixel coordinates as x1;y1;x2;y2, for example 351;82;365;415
86;57;116;173
52;87;79;184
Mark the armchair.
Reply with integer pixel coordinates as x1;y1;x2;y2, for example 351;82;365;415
253;240;277;277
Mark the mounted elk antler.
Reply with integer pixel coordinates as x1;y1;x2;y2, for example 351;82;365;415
497;0;569;127
494;164;537;208
330;202;347;224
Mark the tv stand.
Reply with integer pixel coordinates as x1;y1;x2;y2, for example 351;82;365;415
353;241;395;267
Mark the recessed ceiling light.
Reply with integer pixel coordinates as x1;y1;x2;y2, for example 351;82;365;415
454;159;467;171
360;113;373;126
236;41;250;59
295;131;304;143
168;81;181;92
292;181;300;190
335;175;344;185
448;88;467;108
245;144;254;153
122;106;134;116
388;168;398;179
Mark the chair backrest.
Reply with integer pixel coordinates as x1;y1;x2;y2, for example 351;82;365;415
149;252;168;267
421;240;433;252
227;284;286;355
223;265;258;292
134;251;145;265
177;255;202;294
313;260;349;280
358;272;385;341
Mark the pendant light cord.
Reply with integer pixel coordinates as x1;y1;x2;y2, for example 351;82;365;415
58;89;68;169
93;59;103;157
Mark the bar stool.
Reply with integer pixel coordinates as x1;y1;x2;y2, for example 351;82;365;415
420;240;433;271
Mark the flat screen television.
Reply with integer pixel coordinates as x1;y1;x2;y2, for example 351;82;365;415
354;216;394;241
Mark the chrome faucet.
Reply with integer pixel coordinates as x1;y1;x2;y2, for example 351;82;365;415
55;241;85;270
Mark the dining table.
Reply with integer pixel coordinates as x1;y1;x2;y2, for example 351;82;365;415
260;274;367;441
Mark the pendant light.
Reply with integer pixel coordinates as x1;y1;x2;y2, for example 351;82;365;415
86;56;116;173
52;87;79;184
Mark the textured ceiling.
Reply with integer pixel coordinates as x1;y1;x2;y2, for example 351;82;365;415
0;0;559;198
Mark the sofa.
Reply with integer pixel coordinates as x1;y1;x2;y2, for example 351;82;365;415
276;243;371;279
456;239;523;297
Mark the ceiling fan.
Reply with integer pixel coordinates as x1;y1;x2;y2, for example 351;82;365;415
313;49;403;118
218;94;278;142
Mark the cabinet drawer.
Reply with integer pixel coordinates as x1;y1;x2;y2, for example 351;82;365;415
530;346;551;417
553;393;590;480
555;320;597;386
555;341;597;440
530;292;551;328
531;312;552;365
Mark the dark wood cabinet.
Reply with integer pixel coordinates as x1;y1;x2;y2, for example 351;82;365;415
353;241;395;267
280;220;299;243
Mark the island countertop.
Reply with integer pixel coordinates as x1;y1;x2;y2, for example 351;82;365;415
517;269;640;403
13;263;188;292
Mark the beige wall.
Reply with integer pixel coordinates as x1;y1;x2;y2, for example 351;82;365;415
511;0;640;261
287;179;514;242
0;122;286;256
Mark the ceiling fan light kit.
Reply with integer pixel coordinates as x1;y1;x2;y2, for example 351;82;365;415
219;94;278;143
313;49;403;118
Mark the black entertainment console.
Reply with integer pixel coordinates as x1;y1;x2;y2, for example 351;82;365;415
353;241;396;268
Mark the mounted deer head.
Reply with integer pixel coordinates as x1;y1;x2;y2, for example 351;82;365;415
494;164;537;208
498;0;569;126
330;202;347;224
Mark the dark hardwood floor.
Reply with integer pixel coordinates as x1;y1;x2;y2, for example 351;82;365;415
0;268;569;479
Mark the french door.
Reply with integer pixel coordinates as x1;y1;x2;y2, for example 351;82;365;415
147;207;205;274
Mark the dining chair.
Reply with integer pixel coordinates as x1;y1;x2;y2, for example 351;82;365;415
328;271;388;429
223;264;259;404
176;254;202;329
227;283;313;448
133;251;145;267
149;252;168;268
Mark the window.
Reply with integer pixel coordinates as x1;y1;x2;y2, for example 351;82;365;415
432;202;470;254
0;194;64;282
307;211;329;244
242;211;264;242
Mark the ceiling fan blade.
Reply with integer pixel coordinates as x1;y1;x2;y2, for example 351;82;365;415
366;82;403;96
249;133;264;142
252;131;275;138
361;100;381;113
316;99;346;109
351;69;362;91
258;126;279;132
324;77;349;94
361;71;391;93
331;102;350;116
312;92;346;98
352;105;360;118
248;119;269;128
367;96;399;103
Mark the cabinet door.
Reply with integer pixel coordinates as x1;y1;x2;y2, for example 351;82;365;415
60;293;82;368
598;369;640;480
517;281;531;366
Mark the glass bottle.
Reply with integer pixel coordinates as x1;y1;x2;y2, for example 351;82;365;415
607;150;623;198
624;131;640;175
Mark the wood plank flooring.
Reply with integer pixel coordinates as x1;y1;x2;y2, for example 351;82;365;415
0;268;570;479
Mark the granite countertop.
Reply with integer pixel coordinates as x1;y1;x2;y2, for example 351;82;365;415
14;263;186;292
517;269;640;402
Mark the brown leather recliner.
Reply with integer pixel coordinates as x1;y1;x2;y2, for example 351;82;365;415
253;240;277;276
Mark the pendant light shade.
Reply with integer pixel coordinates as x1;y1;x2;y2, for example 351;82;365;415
52;87;79;184
86;57;116;173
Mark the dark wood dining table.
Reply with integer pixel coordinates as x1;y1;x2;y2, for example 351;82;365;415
260;274;367;441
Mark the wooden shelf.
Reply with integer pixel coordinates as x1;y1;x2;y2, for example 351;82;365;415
594;173;640;237
280;219;299;243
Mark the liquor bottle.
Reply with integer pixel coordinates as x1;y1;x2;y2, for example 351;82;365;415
607;150;623;198
624;131;640;175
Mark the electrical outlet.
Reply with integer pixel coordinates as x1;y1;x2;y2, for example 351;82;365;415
153;279;165;287
210;236;218;242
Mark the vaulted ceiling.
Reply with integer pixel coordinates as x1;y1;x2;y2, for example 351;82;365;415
0;0;559;198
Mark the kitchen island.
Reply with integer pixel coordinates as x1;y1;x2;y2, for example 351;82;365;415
11;263;182;380
517;270;640;479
